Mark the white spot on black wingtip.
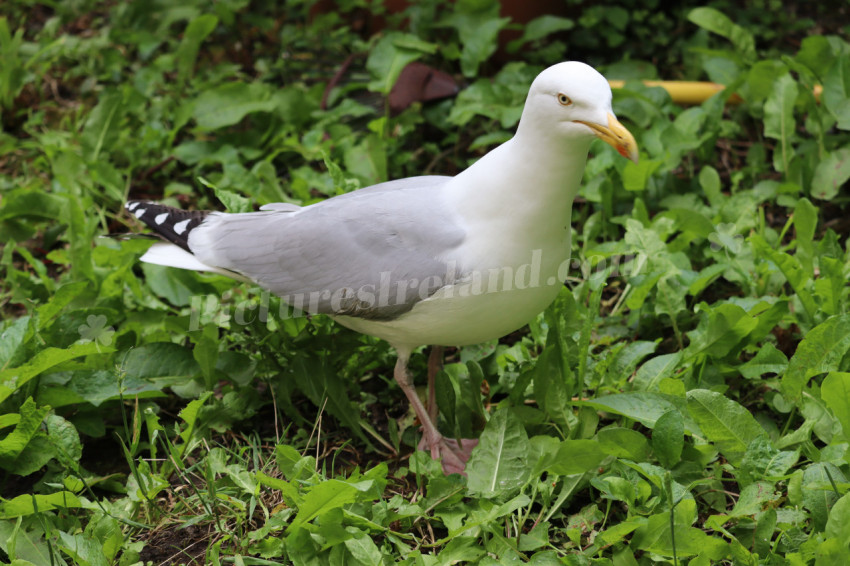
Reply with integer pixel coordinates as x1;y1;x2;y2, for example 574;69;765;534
173;219;191;235
126;202;140;211
154;213;168;225
134;208;147;218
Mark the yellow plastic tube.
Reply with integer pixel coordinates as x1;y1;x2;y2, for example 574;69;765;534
609;80;822;105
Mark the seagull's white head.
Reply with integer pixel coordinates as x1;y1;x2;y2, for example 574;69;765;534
518;61;638;163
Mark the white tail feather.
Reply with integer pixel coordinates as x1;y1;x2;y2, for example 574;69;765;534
140;242;243;280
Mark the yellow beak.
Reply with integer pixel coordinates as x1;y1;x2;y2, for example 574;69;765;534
575;113;639;163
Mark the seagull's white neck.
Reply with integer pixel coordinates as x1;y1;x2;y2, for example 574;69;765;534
448;127;592;241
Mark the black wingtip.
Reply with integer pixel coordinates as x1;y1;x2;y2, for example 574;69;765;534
125;201;209;252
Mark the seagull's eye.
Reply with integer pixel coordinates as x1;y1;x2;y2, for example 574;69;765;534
557;93;572;106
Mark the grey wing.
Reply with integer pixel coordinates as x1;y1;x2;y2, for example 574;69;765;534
188;176;465;320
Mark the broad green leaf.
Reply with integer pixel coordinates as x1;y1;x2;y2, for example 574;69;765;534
0;315;32;370
621;159;661;192
796;35;835;78
739;436;800;483
545;439;607;476
0;190;65;222
782;314;850;399
513;15;573;45
45;414;82;470
739;343;788;379
802;462;844;532
58;532;109;566
730;481;777;517
763;74;798;173
811;146;850;200
213;186;252;213
598;428;650;462
466;408;530;498
684;303;757;359
0;342;109;404
686;389;766;465
442;0;510;77
825;492;850;542
35;281;89;330
698;165;723;207
687;7;755;63
633;352;683;391
822;53;850;130
344;532;383;565
191;324;219;390
652;410;684;468
121;342;200;380
176;15;218;88
0;398;49;465
532;345;573;428
822;373;850;443
632;511;728;559
81;90;125;161
192;82;277;130
579;392;692;430
64;369;164;407
366;32;436;94
287;480;359;532
0;491;82;518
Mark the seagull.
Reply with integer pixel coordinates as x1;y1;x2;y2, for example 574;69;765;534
125;61;638;475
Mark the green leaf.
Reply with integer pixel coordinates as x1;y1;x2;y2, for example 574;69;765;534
802;462;844;532
0;491;82;518
36;281;89;330
632;512;727;559
176;15;219;88
811;146;850;201
763;73;798;173
684;303;757;360
698;165;723;207
121;342;201;380
730;481;777;517
213;186;252;213
740;436;798;481
598;428;650;462
545;439;607;476
0;315;32;370
633;352;683;390
0;398;49;466
687;7;755;63
58;532;110;566
366;32;436;94
621;159;661;192
822;373;850;443
192;82;277;130
0;342;109;404
580;392;687;430
442;0;510;77
686;389;766;465
825;492;850;543
81;91;126;161
781;314;850;399
0;189;66;222
652;410;684;468
191;324;219;390
45;414;82;470
822;53;850;130
514;15;573;45
287;479;359;532
739;343;788;379
466;407;530;498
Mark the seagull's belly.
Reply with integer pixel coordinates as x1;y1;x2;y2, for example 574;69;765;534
334;276;564;350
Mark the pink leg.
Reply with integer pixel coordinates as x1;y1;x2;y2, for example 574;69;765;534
394;351;471;475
